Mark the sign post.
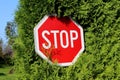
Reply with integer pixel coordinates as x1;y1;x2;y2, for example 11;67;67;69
34;15;84;66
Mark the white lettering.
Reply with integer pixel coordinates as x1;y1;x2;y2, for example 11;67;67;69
51;30;59;48
70;30;78;48
42;30;51;49
42;30;78;49
60;30;69;48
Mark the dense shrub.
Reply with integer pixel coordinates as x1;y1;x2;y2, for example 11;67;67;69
14;0;120;79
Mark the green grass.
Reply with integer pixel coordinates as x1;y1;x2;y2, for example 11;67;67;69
0;65;17;80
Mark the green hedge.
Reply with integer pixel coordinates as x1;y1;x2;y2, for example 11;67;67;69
14;0;120;79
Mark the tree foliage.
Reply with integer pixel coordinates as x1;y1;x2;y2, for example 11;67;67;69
4;21;17;66
5;21;17;45
0;38;14;66
14;0;120;79
0;39;4;65
0;39;3;57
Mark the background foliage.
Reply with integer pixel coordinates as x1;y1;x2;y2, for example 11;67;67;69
14;0;120;79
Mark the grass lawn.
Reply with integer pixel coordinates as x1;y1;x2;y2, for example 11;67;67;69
0;65;17;80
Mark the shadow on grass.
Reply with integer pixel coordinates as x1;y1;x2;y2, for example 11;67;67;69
0;65;4;68
0;64;7;68
0;73;6;76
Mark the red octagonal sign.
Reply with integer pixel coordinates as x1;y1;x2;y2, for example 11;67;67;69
34;15;84;66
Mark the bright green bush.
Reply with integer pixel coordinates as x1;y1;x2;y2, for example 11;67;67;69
14;0;120;79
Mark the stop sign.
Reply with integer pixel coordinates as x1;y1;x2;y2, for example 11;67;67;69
34;15;84;66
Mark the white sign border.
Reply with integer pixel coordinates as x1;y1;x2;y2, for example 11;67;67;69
34;15;85;66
